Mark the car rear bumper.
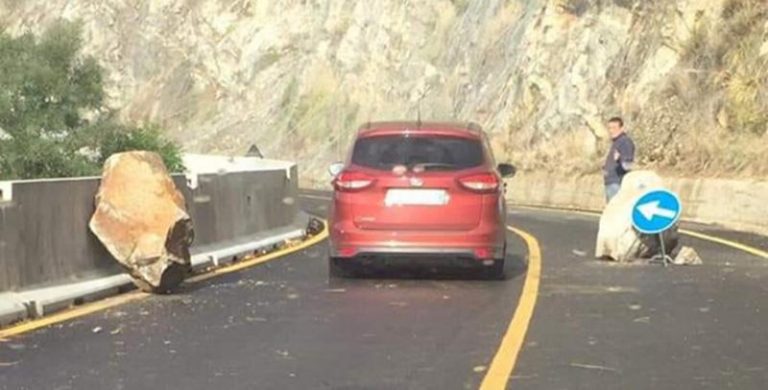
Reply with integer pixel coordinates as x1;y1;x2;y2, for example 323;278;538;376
329;220;506;260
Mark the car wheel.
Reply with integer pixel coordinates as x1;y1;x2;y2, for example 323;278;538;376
485;258;505;280
329;257;354;279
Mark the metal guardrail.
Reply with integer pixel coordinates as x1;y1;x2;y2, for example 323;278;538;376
0;223;308;326
0;155;308;325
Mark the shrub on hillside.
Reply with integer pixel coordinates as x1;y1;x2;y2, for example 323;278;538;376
0;21;183;180
82;121;185;174
679;0;768;136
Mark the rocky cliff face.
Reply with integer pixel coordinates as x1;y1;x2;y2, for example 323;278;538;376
2;0;766;180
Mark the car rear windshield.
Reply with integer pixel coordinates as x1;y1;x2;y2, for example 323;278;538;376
351;135;485;171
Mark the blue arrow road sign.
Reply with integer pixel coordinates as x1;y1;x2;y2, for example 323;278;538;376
632;189;682;234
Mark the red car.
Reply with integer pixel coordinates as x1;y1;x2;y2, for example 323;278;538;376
328;121;516;278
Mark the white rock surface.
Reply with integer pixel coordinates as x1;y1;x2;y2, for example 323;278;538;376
595;171;679;262
673;246;703;265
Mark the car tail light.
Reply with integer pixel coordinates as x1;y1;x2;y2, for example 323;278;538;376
474;247;493;259
334;171;376;191
337;247;357;257
458;172;500;193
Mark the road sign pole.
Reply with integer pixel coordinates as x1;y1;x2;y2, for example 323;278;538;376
650;230;675;266
659;232;669;267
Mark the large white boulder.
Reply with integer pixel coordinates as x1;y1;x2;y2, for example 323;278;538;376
595;170;679;262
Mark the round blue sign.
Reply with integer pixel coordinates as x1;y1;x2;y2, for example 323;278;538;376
631;189;682;234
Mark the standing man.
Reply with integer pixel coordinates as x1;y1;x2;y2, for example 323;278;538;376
603;117;635;202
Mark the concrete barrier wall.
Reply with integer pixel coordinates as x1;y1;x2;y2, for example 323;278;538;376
0;162;300;292
0;178;121;291
186;167;299;247
0;204;21;290
506;173;768;236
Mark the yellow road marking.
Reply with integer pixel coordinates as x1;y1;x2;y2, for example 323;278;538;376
679;229;768;259
309;197;766;260
512;204;768;260
480;226;542;390
309;195;765;261
511;204;599;219
0;224;329;339
187;226;329;283
0;292;148;339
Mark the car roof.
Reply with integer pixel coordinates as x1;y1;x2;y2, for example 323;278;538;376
356;121;484;139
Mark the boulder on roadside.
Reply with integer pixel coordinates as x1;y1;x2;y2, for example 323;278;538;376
595;170;680;262
89;151;194;293
306;217;324;237
673;246;703;265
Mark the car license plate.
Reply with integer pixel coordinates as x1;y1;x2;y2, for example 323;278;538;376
385;189;449;206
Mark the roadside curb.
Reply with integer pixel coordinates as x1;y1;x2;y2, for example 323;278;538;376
503;173;768;236
508;202;768;259
0;293;27;326
0;216;311;328
509;201;767;235
190;225;307;270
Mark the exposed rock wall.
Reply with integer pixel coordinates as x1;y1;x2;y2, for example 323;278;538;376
2;0;766;179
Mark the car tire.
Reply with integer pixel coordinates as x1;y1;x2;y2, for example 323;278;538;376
485;258;506;280
329;257;354;279
486;242;507;280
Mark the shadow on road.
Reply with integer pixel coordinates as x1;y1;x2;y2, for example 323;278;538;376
332;253;528;282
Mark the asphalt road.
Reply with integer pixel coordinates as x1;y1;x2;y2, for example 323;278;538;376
1;191;767;389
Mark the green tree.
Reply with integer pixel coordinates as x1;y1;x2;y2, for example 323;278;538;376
0;21;183;180
84;121;185;173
